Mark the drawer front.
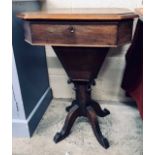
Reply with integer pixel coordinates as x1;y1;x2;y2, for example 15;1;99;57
25;21;133;47
30;23;118;46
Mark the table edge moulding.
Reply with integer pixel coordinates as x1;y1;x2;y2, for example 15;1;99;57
17;8;138;149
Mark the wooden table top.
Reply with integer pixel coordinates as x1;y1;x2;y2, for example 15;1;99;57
17;8;138;21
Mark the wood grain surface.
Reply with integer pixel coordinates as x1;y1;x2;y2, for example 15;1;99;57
17;8;138;21
24;20;133;47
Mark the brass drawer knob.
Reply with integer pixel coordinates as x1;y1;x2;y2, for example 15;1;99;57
68;26;75;33
47;28;54;33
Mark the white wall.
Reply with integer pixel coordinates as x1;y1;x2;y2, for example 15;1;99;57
42;0;142;10
43;0;142;102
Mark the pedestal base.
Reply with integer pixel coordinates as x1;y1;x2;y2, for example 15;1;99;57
53;81;110;149
53;47;110;149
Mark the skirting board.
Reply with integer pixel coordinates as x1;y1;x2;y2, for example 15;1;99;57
12;87;52;137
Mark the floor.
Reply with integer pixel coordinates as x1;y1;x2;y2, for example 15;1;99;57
13;99;143;155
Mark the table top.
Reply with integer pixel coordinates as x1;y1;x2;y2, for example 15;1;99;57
17;8;138;21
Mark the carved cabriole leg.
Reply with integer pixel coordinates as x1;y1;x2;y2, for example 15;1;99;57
66;100;77;112
86;106;109;149
91;100;110;117
54;105;80;143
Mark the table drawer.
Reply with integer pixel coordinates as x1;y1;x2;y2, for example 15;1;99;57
24;21;133;47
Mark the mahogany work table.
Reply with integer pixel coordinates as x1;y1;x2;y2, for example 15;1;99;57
17;8;137;149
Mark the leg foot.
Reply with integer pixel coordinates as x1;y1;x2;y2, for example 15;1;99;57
54;132;64;143
86;106;109;149
54;105;80;143
91;101;110;117
66;100;77;112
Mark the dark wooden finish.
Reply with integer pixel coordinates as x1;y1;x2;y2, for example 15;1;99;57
17;8;137;149
66;100;110;118
87;106;109;148
24;20;133;47
53;47;109;80
52;47;110;148
91;100;110;117
54;105;80;143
